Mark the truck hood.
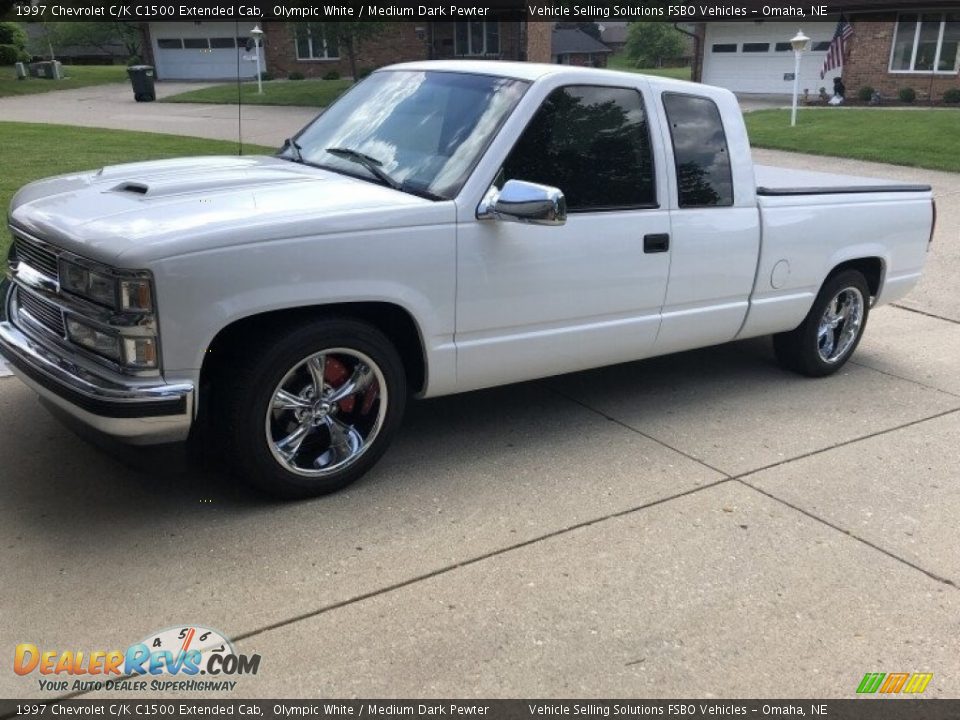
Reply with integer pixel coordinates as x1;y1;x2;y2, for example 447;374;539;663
9;155;447;266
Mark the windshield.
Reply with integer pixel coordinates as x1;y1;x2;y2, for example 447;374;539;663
283;70;529;200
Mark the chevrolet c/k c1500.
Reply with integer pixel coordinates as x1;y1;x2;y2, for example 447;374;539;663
0;61;935;497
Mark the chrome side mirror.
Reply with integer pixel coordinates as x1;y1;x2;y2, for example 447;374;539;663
477;180;567;226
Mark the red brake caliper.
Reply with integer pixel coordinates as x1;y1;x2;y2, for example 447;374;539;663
324;357;378;415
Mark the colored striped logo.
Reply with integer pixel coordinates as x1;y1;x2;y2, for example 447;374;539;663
857;672;933;694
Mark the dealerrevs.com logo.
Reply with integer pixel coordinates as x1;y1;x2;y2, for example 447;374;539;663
13;625;261;693
856;672;933;695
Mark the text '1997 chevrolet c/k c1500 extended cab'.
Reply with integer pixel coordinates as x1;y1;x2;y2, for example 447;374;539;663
0;61;935;498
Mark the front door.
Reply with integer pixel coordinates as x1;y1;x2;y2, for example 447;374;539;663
455;83;672;392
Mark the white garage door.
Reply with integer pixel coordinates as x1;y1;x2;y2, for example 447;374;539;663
703;22;842;94
151;22;264;80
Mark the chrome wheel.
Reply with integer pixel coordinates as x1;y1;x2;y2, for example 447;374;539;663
816;287;864;364
265;348;387;477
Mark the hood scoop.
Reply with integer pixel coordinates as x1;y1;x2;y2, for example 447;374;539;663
103;169;313;201
112;181;149;195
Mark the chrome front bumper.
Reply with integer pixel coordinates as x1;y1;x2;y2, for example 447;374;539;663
0;278;194;444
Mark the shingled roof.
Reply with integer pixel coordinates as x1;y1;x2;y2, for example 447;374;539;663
552;28;613;57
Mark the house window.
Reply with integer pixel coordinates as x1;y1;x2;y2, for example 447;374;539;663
455;22;499;56
774;41;829;53
183;38;209;50
742;43;770;53
157;39;183;50
711;44;737;53
891;13;960;73
295;24;339;60
209;37;236;49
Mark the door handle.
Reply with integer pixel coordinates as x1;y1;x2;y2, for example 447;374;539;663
644;233;670;253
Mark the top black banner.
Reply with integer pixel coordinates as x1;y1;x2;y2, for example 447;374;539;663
2;0;955;23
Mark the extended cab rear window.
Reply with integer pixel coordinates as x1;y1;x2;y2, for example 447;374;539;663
662;93;734;208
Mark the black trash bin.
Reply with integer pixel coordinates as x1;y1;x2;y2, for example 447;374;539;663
127;65;156;102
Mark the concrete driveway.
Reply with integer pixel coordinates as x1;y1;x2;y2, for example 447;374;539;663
1;95;959;699
0;81;318;148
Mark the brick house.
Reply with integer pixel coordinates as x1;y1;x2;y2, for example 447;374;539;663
550;27;612;67
692;4;959;99
141;21;553;81
842;9;960;99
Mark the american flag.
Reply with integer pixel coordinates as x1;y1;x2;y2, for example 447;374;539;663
820;16;854;79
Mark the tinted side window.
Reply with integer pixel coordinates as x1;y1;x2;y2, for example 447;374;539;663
662;93;734;208
502;85;656;212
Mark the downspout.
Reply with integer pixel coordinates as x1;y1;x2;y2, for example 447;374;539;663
673;23;701;82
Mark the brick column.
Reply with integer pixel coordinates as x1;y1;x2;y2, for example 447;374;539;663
526;22;553;64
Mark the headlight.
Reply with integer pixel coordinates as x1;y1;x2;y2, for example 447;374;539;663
59;259;154;312
66;318;122;362
66;318;159;369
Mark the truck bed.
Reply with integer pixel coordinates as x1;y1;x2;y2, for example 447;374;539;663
738;164;934;342
754;165;931;196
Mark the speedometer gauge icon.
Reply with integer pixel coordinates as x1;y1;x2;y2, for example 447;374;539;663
138;625;233;673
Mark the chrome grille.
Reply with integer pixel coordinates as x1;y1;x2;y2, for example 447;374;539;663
17;288;66;338
14;235;59;279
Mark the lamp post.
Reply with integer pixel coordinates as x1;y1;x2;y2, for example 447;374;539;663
790;29;810;127
251;24;264;95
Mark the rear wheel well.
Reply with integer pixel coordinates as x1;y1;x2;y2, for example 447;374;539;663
200;303;426;400
828;258;884;299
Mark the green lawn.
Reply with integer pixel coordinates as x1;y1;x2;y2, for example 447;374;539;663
0;65;128;98
0;122;272;259
607;54;692;81
745;108;960;173
161;77;352;107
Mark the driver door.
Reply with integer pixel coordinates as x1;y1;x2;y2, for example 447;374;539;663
454;83;672;392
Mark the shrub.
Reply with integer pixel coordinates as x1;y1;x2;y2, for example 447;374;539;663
624;22;684;68
287;71;305;81
259;71;274;81
126;56;143;67
0;44;28;66
356;67;374;80
0;22;27;50
857;86;874;102
943;88;960;104
322;70;340;80
899;87;916;103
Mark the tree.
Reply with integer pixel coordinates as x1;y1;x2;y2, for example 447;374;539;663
41;22;141;62
315;22;385;81
0;20;29;64
0;21;28;49
624;22;684;68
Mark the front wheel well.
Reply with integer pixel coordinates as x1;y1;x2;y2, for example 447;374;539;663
827;258;884;299
199;303;427;399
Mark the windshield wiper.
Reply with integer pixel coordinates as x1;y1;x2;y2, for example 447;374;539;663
325;147;402;191
279;137;304;163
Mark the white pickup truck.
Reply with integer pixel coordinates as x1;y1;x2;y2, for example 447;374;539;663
1;61;935;498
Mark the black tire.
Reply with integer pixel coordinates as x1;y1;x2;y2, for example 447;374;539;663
773;270;870;377
219;318;406;499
